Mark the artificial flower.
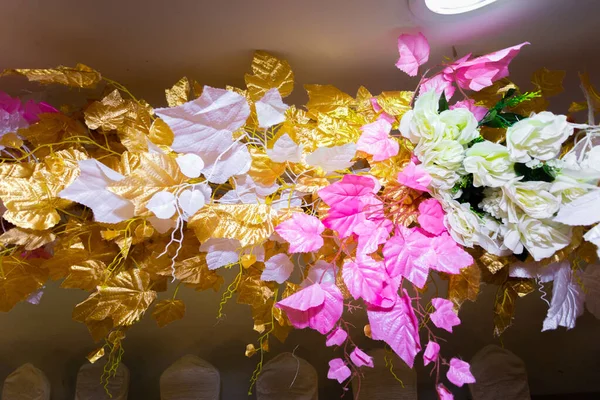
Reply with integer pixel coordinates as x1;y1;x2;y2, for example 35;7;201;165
463;141;517;187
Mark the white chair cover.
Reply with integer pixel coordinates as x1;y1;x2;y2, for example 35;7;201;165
74;360;129;400
469;345;531;400
160;355;220;400
2;363;51;400
351;348;417;400
256;352;318;400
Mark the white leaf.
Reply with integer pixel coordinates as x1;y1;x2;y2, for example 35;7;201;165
146;191;177;219
243;245;265;263
148;216;177;234
261;253;294;284
177;185;210;219
59;159;134;224
219;175;278;204
266;134;303;163
302;260;337;287
255;88;289;129
554;189;600;226
582;264;600;319
200;238;241;270
305;143;356;172
154;86;250;184
583;224;600;260
176;153;204;178
542;263;585;331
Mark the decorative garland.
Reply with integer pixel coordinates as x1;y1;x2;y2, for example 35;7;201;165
0;32;599;398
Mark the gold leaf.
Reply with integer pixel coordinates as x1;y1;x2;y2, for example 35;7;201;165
248;147;286;186
509;278;536;298
84;318;113;342
531;68;566;97
569;101;588;113
479;251;512;275
148;118;174;147
86;347;105;363
0;256;48;311
364;324;372;339
380;181;420;227
172;255;222;291
237;265;276;306
305;84;354;118
470;78;517;108
117;101;153;153
295;174;329;194
108;153;186;215
448;262;481;311
245;343;257;358
61;260;109;291
0;132;23;149
576;240;599;264
72;268;157;327
152;299;185;327
369;138;413;185
0;228;56;250
571;72;600;113
493;281;518;337
375;91;413;117
354;86;377;122
84;90;130;131
4;64;102;88
188;204;278;247
17;113;86;146
538;227;583;266
165;77;191;107
245;51;294;100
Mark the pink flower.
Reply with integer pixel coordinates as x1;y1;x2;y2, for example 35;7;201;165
275;213;325;253
436;383;454;400
423;341;440;366
450;99;487;122
21;100;58;123
430;298;461;333
447;358;476;387
350;347;374;368
328;358;352;383
443;43;529;91
276;283;343;335
418;198;446;236
396;32;430;77
357;119;399;162
397;161;432;192
420;74;456;100
325;327;348;347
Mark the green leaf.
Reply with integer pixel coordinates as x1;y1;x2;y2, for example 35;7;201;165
438;91;449;112
514;162;556;182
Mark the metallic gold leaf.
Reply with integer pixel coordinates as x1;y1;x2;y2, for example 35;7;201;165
569;101;588;113
117;101;153;153
108;153;186;215
0;132;23;149
61;260;109;291
148;118;174;147
165;77;191;107
531;68;565;97
17;113;86;146
3;64;101;88
84;318;114;342
480;126;507;143
152;299;185;327
0;256;48;311
493;281;518;337
295;174;329;194
380;182;420;227
84;90;131;131
479;251;512;275
86;347;105;363
369;138;413;185
171;255;221;291
237;264;276;307
354;86;378;122
576;240;599;264
448;262;481;311
375;91;413;117
470;78;517;108
73;268;156;327
245;343;257;358
538;227;583;266
0;228;56;250
305;84;354;118
509;278;536;298
248;147;286;186
188;204;278;247
245;51;294;100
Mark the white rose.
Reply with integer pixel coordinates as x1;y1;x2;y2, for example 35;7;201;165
420;139;466;189
479;188;508;220
443;200;480;248
463;141;517;187
502;180;560;222
439;108;479;144
400;90;444;145
477;216;511;256
550;174;597;204
506;111;573;162
423;162;460;190
504;215;572;261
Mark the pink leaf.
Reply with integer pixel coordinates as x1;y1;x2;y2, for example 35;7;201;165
350;347;374;368
436;384;454;400
357;119;399;161
318;174;379;207
430;298;461;333
423;341;440;366
275;213;325;253
355;219;393;256
325;327;348;347
447;358;476;387
420;74;456;100
277;283;325;312
450;99;488;121
430;233;474;275
368;289;421;367
418;198;446;236
342;256;396;308
383;226;434;288
397;161;432;192
396;32;430;77
328;358;352;383
322;200;366;238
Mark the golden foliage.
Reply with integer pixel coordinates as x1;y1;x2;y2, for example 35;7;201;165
165;77;191;107
0;228;56;250
448;263;481;311
531;68;565;97
18;113;86;147
245;51;294;100
248;147;286;186
4;64;102;88
152;299;185;327
61;260;109;291
493;281;517;337
0;256;47;312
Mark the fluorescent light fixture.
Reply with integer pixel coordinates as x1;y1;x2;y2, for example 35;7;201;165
425;0;498;14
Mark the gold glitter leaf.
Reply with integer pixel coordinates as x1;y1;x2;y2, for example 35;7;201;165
0;256;48;312
152;299;185;327
17;113;86;146
148;118;174;147
245;51;294;100
171;255;221;291
531;68;566;97
4;64;101;88
0;228;56;250
0;132;23;149
305;84;354;118
61;260;109;291
376;91;413;117
248;147;286;186
448;262;481;311
165;77;191;107
84;90;130;131
86;347;105;364
72;268;156;327
493;281;517;337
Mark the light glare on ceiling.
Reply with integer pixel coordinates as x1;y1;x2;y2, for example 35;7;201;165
424;0;498;14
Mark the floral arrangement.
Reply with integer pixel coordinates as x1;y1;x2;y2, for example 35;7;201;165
0;33;600;398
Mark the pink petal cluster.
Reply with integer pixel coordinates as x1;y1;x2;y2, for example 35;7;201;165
446;358;476;387
430;298;461;333
275;213;325;253
396;32;430;77
357;119;399;161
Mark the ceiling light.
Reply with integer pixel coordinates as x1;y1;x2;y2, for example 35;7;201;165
424;0;498;14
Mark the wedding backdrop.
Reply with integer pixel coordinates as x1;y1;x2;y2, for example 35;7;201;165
1;0;600;399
